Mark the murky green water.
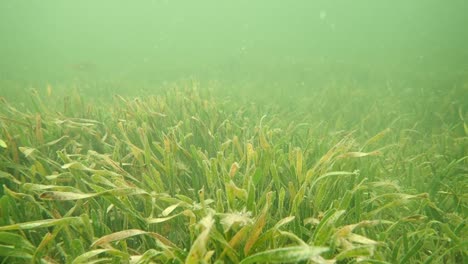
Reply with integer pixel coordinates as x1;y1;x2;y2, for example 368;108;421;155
1;0;467;93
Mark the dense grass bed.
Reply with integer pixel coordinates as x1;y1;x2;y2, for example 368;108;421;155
0;81;466;263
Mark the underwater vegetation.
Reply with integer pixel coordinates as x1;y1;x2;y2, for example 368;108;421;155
0;80;466;263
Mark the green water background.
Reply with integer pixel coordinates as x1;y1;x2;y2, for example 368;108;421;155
1;0;467;95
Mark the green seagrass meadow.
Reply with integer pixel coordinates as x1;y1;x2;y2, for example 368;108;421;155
0;79;466;263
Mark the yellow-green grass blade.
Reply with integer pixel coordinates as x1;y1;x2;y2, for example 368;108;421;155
0;217;82;231
239;246;329;264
